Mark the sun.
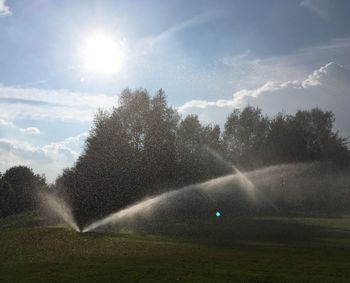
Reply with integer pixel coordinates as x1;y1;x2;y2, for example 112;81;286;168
82;32;124;75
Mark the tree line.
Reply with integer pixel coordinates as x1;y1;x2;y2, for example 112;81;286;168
0;88;349;222
52;89;349;227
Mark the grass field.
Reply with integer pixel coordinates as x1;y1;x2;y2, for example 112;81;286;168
1;213;350;282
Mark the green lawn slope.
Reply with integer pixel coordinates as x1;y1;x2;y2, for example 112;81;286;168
1;213;350;282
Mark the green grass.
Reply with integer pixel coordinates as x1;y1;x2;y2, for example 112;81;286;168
1;214;350;282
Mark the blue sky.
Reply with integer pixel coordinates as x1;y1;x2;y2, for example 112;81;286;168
1;0;350;181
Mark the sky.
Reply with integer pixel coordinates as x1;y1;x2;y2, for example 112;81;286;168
0;0;350;181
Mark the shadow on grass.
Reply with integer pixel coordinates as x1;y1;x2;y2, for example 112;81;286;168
5;212;350;248
85;216;350;247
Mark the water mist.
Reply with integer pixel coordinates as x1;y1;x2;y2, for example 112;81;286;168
39;192;80;232
82;168;263;232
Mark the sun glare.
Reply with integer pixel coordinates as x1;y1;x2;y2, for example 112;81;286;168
82;32;124;75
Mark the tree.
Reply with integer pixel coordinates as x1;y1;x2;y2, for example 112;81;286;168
265;113;305;163
176;115;206;184
176;115;228;184
56;88;350;227
0;166;46;216
265;108;350;166
143;89;180;190
59;89;181;227
117;88;151;151
0;180;15;217
223;106;269;168
58;108;134;226
294;108;335;161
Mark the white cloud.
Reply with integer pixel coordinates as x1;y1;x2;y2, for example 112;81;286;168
0;118;16;129
179;62;350;137
178;81;281;112
0;118;41;135
0;86;116;121
0;85;113;181
0;0;11;16
19;127;40;135
221;36;350;91
0;132;88;182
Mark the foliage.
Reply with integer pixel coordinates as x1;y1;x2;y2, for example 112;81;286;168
263;109;350;166
0;166;47;217
57;89;230;227
55;89;349;227
223;107;349;168
223;106;269;168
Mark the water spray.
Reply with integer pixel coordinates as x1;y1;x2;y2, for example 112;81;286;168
81;147;277;233
39;192;80;232
81;173;265;232
41;147;282;234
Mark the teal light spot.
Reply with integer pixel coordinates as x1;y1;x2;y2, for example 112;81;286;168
215;211;221;217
